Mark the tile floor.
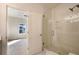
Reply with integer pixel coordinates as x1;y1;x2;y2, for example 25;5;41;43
35;49;58;55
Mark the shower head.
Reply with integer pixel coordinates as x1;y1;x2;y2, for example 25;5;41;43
69;4;79;12
69;8;73;12
76;5;79;8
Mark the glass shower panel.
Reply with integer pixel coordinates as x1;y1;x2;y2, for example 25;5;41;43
7;7;29;55
7;7;28;41
56;18;79;54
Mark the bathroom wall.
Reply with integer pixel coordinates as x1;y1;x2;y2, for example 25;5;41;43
52;3;79;54
0;4;7;54
0;4;2;54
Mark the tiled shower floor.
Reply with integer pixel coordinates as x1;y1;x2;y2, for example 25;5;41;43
35;49;59;55
35;49;76;55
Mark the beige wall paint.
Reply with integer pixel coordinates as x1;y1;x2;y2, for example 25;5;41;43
28;12;42;54
0;4;2;54
52;3;79;54
0;4;1;36
0;4;7;54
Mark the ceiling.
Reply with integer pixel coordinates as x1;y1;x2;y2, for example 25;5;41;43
40;3;60;9
14;3;59;9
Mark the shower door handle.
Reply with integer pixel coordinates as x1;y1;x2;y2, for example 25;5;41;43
52;30;54;36
40;34;42;36
0;35;2;54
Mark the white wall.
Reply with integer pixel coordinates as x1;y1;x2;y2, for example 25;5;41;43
28;12;42;54
0;4;7;54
